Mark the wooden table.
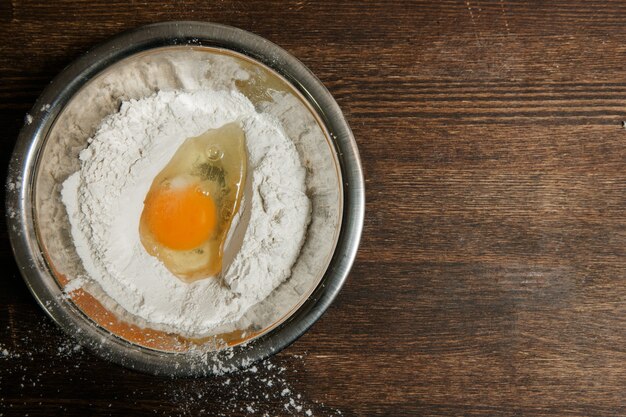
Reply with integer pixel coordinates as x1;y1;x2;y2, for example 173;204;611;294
2;1;626;416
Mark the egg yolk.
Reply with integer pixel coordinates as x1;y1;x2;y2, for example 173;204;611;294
143;186;217;251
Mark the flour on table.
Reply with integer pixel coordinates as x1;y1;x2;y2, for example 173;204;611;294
61;90;311;336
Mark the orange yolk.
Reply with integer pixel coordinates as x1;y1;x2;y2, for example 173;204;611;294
143;186;217;251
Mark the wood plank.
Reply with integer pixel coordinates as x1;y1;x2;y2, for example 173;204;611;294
1;0;626;415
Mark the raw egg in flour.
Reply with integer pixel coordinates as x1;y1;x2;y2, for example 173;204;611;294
139;122;247;283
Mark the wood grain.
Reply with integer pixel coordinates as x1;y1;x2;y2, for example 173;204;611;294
1;1;626;416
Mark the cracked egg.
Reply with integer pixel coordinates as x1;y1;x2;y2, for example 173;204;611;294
139;122;246;282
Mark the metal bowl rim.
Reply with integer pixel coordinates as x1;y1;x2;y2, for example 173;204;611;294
5;21;364;376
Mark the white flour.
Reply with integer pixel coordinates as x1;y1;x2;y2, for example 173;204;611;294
61;90;311;336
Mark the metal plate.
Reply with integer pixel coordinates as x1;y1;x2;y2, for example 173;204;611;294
6;21;364;376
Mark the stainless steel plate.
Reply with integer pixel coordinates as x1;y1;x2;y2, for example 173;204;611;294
6;21;364;376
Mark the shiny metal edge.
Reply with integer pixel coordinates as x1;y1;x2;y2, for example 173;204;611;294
5;21;365;376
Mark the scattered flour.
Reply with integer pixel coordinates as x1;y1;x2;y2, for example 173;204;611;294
63;276;86;294
61;90;310;336
0;317;343;415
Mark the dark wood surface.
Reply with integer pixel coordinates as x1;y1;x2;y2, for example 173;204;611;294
2;1;626;416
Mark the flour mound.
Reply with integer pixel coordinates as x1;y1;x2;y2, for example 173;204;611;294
61;90;310;336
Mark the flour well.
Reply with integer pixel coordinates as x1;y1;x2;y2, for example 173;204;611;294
61;90;311;336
